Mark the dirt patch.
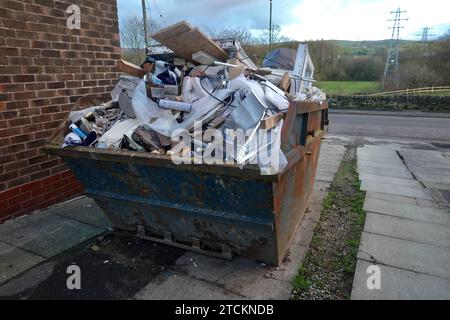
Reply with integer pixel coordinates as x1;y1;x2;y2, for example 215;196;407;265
291;146;366;300
2;233;185;300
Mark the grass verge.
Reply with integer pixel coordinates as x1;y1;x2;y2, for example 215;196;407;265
316;81;380;95
291;148;366;300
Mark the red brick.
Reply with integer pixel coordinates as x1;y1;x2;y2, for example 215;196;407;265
0;0;117;222
12;74;35;83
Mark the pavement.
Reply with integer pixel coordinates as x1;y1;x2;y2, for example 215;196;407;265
351;145;450;300
3;110;449;300
328;112;450;143
329;109;450;119
0;140;346;300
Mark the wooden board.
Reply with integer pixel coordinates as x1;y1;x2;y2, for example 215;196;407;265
261;112;285;130
296;101;328;114
118;59;145;78
151;21;228;63
279;72;291;92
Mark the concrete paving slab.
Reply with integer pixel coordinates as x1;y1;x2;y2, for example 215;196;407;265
219;267;292;300
309;190;327;205
265;244;308;282
47;197;112;229
360;174;419;187
360;180;422;192
364;212;450;247
357;154;400;161
357;159;410;172
401;149;450;169
0;212;104;258
405;161;450;171
365;192;438;208
357;157;402;165
351;259;450;300
357;147;398;154
317;167;341;175
413;172;450;185
0;242;44;285
362;145;402;151
359;181;433;200
316;165;341;174
315;173;335;182
364;198;450;225
357;165;413;179
173;252;238;283
306;203;323;223
321;145;345;150
357;149;399;156
0;261;55;297
409;167;450;177
358;232;450;279
424;182;450;191
357;159;406;170
314;181;330;191
135;272;244;300
233;277;292;300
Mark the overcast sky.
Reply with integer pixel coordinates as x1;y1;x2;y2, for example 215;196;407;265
117;0;450;41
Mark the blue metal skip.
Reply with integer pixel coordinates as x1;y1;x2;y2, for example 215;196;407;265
45;101;328;265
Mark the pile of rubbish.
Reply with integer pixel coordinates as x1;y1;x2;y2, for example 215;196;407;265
62;21;325;175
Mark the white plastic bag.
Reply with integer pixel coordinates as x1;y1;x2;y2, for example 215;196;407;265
97;119;143;150
131;80;177;123
181;76;212;104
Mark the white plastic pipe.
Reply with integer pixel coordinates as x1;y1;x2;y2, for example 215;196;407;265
158;99;192;112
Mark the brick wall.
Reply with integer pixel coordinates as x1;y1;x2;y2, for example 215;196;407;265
0;0;120;222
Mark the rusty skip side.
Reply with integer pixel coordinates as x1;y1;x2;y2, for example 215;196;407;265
45;100;328;265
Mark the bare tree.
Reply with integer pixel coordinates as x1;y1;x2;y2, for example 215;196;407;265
120;14;146;49
399;62;442;88
209;27;255;45
120;13;160;65
258;25;292;45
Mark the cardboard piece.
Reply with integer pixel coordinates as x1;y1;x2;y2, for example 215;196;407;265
227;58;246;80
151;21;229;63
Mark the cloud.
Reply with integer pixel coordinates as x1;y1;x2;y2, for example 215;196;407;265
283;0;450;40
117;0;450;40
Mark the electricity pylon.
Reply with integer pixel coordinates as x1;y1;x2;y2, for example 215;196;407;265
418;27;435;57
382;8;408;91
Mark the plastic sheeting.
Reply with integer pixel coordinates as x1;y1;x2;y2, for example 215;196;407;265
97;118;143;150
262;48;297;70
131;80;231;137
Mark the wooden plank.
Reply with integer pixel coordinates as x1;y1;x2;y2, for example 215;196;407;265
151;21;228;62
118;59;145;77
151;21;191;40
296;101;328;114
279;72;291;92
261;112;285;130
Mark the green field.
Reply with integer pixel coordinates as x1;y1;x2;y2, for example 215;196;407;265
409;90;450;96
316;81;380;95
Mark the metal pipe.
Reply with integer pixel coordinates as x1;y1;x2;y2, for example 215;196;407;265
269;0;273;50
141;0;149;48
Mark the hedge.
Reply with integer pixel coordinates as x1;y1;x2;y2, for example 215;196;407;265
328;95;450;112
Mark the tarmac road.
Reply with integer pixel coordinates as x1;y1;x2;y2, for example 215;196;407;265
328;112;450;143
